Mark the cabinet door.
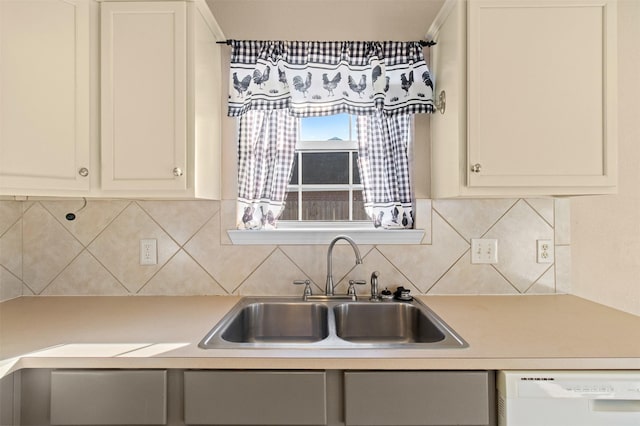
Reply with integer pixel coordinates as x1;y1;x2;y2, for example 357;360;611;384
50;370;167;425
184;371;327;425
0;373;16;426
429;0;467;199
0;0;90;194
467;0;617;188
101;1;187;191
344;371;492;425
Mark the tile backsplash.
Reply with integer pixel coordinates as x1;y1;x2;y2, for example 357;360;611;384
0;198;570;301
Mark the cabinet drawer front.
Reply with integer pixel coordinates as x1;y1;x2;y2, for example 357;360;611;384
50;370;167;425
184;371;327;425
344;371;491;425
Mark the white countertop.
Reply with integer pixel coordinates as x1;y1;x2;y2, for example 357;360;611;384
1;294;639;377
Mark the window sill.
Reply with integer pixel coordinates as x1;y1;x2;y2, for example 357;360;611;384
227;228;426;245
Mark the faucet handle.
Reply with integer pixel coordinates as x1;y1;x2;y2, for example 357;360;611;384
293;280;312;299
347;279;367;298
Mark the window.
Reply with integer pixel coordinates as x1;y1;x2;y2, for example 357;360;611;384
279;114;370;223
228;111;426;244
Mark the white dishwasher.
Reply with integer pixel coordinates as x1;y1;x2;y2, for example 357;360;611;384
498;370;640;426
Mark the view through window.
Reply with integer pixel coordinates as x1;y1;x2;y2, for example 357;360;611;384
280;114;369;222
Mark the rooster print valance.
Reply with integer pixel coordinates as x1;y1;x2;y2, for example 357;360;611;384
228;40;435;117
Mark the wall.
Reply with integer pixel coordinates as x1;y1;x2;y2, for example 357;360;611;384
0;197;568;300
0;1;575;302
571;0;640;316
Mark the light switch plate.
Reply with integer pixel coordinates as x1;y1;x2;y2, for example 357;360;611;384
471;238;498;264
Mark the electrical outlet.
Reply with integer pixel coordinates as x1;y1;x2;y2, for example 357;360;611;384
537;239;554;264
471;238;498;264
140;239;157;265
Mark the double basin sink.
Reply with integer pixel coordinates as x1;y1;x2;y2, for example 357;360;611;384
199;297;467;350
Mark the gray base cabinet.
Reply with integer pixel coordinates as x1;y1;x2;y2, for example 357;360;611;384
50;370;167;425
344;371;494;426
5;369;495;426
0;372;18;426
13;369;168;426
184;371;328;425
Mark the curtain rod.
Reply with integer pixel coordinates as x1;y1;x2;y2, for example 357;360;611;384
216;40;436;47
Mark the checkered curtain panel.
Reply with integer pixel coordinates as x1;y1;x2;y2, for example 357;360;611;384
236;110;298;230
229;40;435;117
357;113;414;229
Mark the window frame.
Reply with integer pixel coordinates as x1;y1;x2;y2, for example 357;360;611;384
279;115;370;226
227;114;425;245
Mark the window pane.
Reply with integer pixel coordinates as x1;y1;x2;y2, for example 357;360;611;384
352;153;361;184
301;191;349;221
281;114;373;224
281;191;299;220
302;152;349;184
300;114;350;141
289;155;299;184
352;190;368;220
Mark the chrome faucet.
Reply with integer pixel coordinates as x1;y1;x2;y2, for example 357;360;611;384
325;235;362;296
370;271;381;301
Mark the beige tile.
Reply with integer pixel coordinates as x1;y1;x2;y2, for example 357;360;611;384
279;245;327;291
429;253;518;295
139;250;227;295
280;243;373;291
526;266;556;294
184;212;274;293
0;201;22;236
138;200;219;245
41;199;130;246
219;200;236;245
432;199;517;241
0;219;22;278
235;248;309;296
0;266;23;301
22;201;38;214
414;199;432;244
554;198;571;245
88;203;179;293
525;198;554;226
22;285;34;296
335;248;421;296
378;212;469;293
23;203;83;294
486;200;554;293
555;245;572;294
43;251;128;295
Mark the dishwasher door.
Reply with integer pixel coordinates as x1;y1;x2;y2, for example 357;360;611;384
497;370;640;426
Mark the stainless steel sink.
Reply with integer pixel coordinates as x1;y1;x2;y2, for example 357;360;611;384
333;302;446;343
221;302;329;343
199;297;467;350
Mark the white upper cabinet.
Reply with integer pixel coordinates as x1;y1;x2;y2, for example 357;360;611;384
0;0;90;195
100;0;222;199
101;1;187;192
1;0;222;199
428;0;617;197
